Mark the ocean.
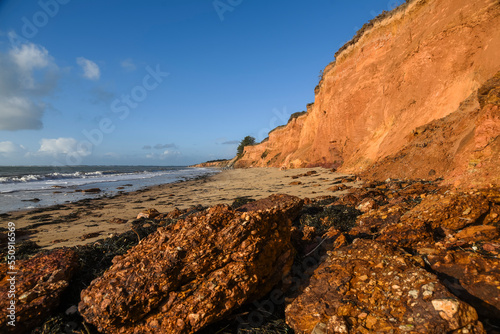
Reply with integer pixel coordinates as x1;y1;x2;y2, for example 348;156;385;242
0;166;220;213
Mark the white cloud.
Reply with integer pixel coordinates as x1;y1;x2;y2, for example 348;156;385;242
9;43;51;89
0;97;44;130
163;150;176;156
146;149;181;160
38;137;91;157
0;41;58;131
161;150;180;159
0;141;25;155
9;43;50;73
120;58;136;71
77;57;100;80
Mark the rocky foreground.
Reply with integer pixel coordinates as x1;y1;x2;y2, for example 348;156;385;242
1;176;499;333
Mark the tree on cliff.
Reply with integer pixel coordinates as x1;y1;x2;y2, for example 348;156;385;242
237;136;256;157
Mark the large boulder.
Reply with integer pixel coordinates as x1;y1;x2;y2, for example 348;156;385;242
343;188;500;329
285;240;485;333
423;249;500;322
79;194;303;333
351;190;496;249
0;248;79;334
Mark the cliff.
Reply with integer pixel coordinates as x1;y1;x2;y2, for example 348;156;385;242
190;157;236;168
235;0;500;186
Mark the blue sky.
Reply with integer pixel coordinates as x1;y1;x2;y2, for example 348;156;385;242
0;0;404;166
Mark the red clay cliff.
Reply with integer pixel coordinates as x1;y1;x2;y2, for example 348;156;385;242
235;0;500;187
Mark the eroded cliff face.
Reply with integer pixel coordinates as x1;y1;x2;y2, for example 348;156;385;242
361;72;500;188
235;0;500;186
191;158;235;168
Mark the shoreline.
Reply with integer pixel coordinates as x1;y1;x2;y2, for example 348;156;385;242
0;167;355;250
0;166;218;214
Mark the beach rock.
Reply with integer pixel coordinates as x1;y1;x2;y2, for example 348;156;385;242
452;225;499;244
356;197;377;212
164;207;183;219
340;177;355;184
81;232;101;240
230;196;256;209
322;228;348;251
79;194;303;334
333;186;392;209
82;188;101;193
289;181;302;185
350;189;496;249
327;184;347;192
21;198;40;202
422;248;500;322
0;248;78;333
403;192;490;232
136;208;160;219
285;240;484;333
109;218;128;224
291;171;318;179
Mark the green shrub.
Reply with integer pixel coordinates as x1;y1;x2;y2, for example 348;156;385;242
237;136;256;156
288;111;307;123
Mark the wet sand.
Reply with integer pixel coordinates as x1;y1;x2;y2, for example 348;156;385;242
1;167;356;250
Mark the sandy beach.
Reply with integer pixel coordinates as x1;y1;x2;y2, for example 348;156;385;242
2;167;355;250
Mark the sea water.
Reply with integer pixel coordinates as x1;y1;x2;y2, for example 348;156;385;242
0;166;219;213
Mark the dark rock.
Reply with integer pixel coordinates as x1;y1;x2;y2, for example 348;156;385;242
297;204;360;234
79;194;303;334
22;198;41;202
109;218;128;224
231;196;256;209
82;188;101;194
81;232;101;240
